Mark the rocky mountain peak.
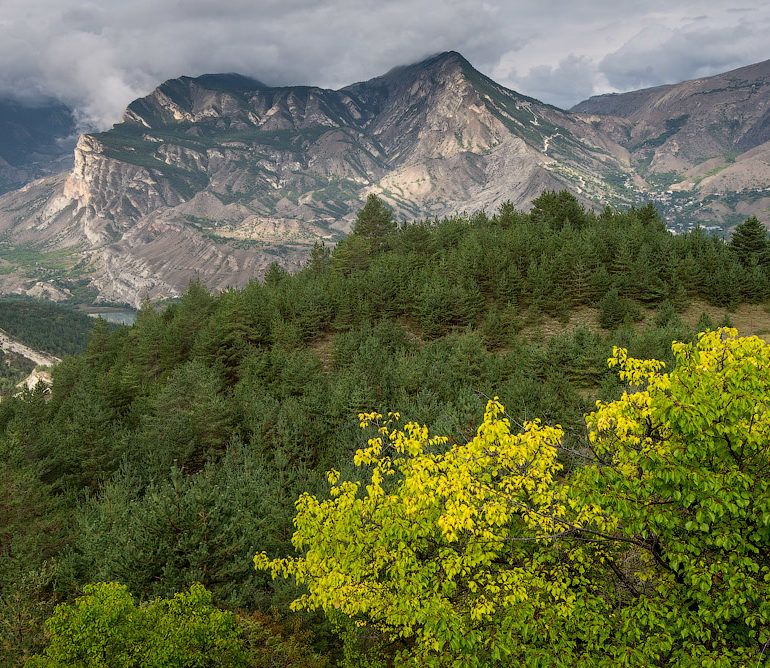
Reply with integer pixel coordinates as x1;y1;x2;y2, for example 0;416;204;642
123;73;267;128
378;50;472;82
343;51;475;107
9;52;770;307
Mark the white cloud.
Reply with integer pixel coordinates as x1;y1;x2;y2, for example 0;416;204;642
599;16;770;90
507;55;598;109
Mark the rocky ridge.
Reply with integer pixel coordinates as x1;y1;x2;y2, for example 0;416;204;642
4;53;770;305
0;52;635;306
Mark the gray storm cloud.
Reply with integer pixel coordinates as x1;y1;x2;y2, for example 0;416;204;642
599;18;770;91
0;0;767;128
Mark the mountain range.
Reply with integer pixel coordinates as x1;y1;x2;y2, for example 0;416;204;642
0;51;769;306
0;99;76;195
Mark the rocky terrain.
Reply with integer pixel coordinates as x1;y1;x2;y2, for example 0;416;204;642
572;59;770;229
1;52;770;305
0;330;56;398
0;53;637;306
0;328;59;367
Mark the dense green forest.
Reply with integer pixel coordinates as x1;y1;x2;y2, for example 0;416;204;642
0;299;110;358
3;192;770;665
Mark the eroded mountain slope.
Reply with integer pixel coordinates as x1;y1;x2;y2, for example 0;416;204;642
0;52;634;305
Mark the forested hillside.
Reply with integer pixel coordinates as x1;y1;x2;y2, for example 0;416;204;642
0;348;34;395
3;192;770;665
0;299;108;358
0;299;115;397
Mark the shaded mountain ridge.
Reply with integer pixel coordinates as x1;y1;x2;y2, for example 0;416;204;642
0;99;77;195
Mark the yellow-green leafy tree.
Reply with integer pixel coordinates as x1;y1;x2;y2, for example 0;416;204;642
256;329;770;666
575;329;770;665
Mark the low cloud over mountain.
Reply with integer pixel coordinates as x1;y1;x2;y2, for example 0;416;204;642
1;0;768;127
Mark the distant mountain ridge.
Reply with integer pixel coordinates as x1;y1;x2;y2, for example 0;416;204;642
0;99;76;194
1;52;770;305
572;59;770;227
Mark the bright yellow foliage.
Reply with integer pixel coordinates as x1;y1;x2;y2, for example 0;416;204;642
256;399;612;665
257;329;770;666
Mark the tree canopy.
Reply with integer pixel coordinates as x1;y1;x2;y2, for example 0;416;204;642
2;193;770;665
258;329;770;666
28;583;248;667
351;193;397;240
730;215;768;267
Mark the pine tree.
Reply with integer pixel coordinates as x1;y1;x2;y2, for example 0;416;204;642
598;288;626;329
589;264;612;301
730;216;768;267
418;272;455;338
634;201;662;227
305;241;331;274
529;190;586;230
740;258;768;303
568;261;592;307
653;300;679;328
696;311;715;332
494;200;520;227
194;291;251;381
481;308;507;350
704;256;741;308
673;253;702;295
495;264;522;306
609;241;635;298
667;276;690;312
634;246;667;305
352;193;397;249
137;360;235;475
263;262;288;287
524;258;553;313
330;234;373;276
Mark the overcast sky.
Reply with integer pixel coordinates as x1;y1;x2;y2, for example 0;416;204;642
1;0;769;129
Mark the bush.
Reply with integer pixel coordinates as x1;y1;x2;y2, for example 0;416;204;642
28;583;248;667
